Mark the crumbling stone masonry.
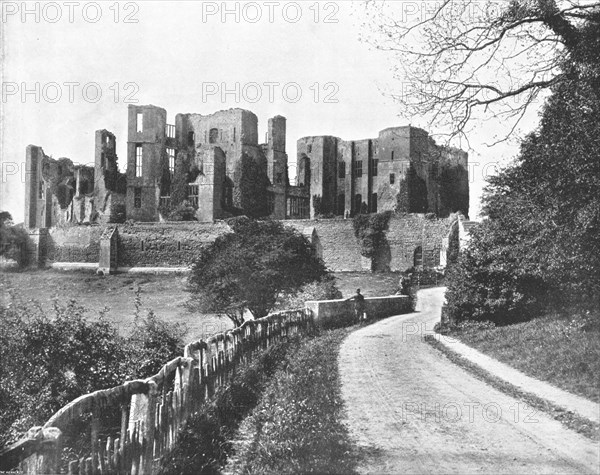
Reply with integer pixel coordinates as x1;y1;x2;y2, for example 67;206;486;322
22;104;468;273
297;126;469;219
24;105;468;227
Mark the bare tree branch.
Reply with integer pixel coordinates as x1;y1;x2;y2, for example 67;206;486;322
361;0;599;145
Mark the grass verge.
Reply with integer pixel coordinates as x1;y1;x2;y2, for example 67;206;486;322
426;336;600;442
440;313;600;403
224;327;358;475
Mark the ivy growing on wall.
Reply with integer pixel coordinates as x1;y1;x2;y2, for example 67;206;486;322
170;151;192;207
396;164;428;214
157;150;200;221
234;153;270;218
312;195;322;216
352;210;393;258
446;217;460;266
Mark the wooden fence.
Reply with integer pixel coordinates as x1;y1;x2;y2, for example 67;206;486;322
0;308;312;474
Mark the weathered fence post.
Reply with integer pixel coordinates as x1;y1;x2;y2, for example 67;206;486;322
20;427;62;475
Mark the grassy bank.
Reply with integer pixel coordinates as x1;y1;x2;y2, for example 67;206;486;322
427;337;600;441
224;327;357;475
442;312;600;404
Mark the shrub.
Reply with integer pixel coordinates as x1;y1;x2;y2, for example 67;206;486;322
159;200;197;222
127;311;187;378
0;298;128;445
0;212;32;268
0;292;186;446
444;222;549;326
109;203;126;224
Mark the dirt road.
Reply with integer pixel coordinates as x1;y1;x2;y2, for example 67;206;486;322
339;287;599;474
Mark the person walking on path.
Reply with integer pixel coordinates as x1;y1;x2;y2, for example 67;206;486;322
347;288;366;323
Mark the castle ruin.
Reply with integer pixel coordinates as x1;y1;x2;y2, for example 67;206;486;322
24;104;468;228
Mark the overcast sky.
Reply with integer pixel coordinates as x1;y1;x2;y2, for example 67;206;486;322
1;1;544;221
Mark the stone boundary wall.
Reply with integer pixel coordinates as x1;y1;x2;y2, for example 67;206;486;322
116;222;231;267
46;226;103;264
306;295;412;327
36;215;453;272
288;215;453;272
286;219;364;271
387;214;452;270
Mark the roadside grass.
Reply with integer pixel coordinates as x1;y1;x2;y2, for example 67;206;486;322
224;327;358;475
445;312;600;404
427;337;600;442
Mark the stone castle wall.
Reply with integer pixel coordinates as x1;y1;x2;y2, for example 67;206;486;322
46;226;103;263
40;215;453;272
116;222;230;267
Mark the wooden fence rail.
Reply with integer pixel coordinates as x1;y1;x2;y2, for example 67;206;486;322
0;308;313;474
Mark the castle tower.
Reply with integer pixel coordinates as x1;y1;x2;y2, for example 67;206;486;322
24;145;51;229
126;104;167;221
267;115;288;219
94;130;118;210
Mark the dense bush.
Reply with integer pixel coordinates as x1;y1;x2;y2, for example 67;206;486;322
108;203;126;224
0;293;186;446
445;65;600;325
159;200;198;222
0;212;32;268
128;310;187;378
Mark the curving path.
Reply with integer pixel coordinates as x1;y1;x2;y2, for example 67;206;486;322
339;287;599;475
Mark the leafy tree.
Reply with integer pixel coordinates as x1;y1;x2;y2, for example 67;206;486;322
187;217;329;326
445;69;600;324
0;212;31;267
362;0;600;142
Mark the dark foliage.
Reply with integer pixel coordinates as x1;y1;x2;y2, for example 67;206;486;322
0;212;32;267
108;203;126;224
187;217;329;326
0;294;185;446
233;154;270;218
170;151;193;208
159;200;198;222
445;63;600;324
312;195;322;216
439;165;469;217
352;211;393;258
